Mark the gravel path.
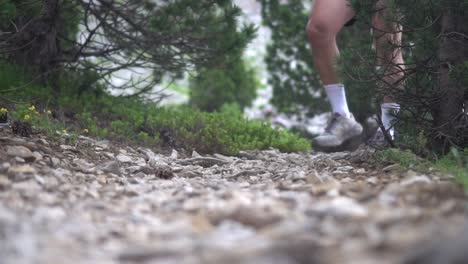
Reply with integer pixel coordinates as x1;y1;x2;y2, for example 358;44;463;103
0;129;466;264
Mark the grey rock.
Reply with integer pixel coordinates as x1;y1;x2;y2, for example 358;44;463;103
118;148;128;154
13;179;41;192
401;175;432;186
148;156;168;168
14;157;26;163
133;172;147;179
383;164;401;172
134;158;147;166
78;135;95;142
329;152;349;160
32;151;43;161
227;170;265;180
172;166;183;172
403;226;468;264
213;153;232;161
333;166;354;174
95;140;110;149
176;170;201;179
247;239;323;264
127;165;142;174
51;157;61;167
43;176;60;189
366;177;378;185
152;165;175;180
72;159;94;173
7;165;36;182
177;157;230;168
96;160;121;175
34;175;45;185
6;146;35;162
238;151;257;160
170;149;179;159
226;206;283;229
354;168;366;174
59;145;75;151
0;162;11;173
123;187;140;197
127;177;140;184
118;248;178;263
138;148;157;161
306;196;368;218
36;138;49;145
0;174;11;189
116;154;133;163
52;168;71;182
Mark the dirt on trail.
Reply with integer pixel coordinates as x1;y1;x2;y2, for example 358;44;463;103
0;127;467;264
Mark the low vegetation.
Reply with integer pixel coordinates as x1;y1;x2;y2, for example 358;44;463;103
376;148;468;190
0;63;310;156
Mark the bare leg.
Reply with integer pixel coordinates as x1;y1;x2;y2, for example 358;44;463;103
307;0;363;151
373;0;405;103
306;0;356;85
370;0;404;142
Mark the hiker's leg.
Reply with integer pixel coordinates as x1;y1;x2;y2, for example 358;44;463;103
307;0;363;152
306;0;356;85
373;0;404;138
373;0;405;103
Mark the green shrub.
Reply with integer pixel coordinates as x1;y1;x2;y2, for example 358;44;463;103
140;104;310;155
189;60;258;112
375;148;423;169
434;148;468;189
1;57;310;155
77;111;107;139
187;0;257;113
7;104;66;137
0;1;16;27
0;62;50;101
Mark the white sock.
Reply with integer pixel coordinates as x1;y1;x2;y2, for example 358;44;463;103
381;102;400;139
324;83;351;118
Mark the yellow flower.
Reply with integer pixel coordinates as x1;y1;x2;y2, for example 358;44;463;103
47;110;52;114
83;128;89;133
62;129;68;133
0;108;7;113
28;105;36;111
24;114;31;120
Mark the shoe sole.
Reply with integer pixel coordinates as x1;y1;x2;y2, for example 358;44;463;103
314;134;363;153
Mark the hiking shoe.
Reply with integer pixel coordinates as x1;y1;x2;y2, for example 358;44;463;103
367;129;392;149
313;113;363;152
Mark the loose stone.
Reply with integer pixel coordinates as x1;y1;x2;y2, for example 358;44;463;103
117;154;133;163
7;164;36;182
6;145;36;162
0;174;11;189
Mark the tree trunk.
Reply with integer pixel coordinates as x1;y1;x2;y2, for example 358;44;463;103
10;0;61;96
433;6;468;153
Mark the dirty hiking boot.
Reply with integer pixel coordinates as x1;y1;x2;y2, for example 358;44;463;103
313;113;363;152
367;129;392;149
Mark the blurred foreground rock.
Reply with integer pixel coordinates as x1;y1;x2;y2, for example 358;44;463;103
0;128;466;264
403;225;468;264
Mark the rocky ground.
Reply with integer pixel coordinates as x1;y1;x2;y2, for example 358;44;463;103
0;127;467;264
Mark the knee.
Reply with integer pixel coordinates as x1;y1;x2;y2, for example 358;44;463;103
306;18;334;44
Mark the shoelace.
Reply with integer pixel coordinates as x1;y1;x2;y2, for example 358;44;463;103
324;114;341;133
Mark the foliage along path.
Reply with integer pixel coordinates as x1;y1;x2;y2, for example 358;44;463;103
0;127;467;264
